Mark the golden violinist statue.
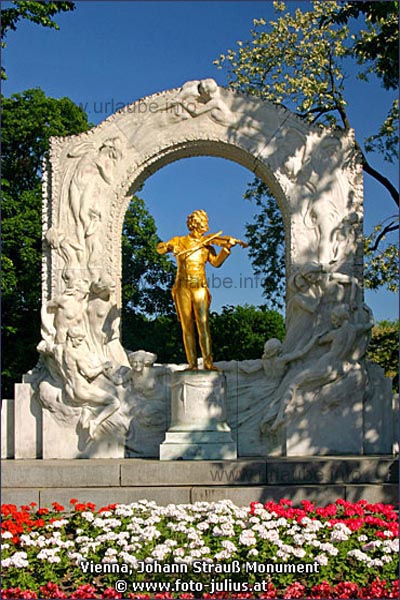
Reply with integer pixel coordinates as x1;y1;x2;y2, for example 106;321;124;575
157;209;247;370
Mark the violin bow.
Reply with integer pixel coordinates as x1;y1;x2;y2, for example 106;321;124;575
174;230;224;257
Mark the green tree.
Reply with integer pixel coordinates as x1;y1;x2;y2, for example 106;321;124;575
367;320;399;391
1;0;75;79
215;1;399;306
210;305;285;361
121;195;176;352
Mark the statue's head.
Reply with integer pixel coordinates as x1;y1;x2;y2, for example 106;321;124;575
198;78;218;98
331;304;349;327
66;326;85;347
262;338;282;358
128;350;157;372
187;209;209;234
301;261;323;284
91;275;116;296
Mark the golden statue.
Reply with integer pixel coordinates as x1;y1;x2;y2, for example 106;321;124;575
157;209;247;370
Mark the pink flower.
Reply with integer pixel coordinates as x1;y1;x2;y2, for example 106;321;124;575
283;582;306;598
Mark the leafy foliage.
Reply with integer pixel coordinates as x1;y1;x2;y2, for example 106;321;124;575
364;99;399;163
210;305;285;361
367;320;399;392
244;181;285;309
321;1;399;91
121;195;176;318
214;1;399;305
364;219;399;294
1;1;75;79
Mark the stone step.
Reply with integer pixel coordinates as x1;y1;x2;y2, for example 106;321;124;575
2;457;398;508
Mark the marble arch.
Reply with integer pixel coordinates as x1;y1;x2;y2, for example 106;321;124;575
9;78;392;460
44;79;363;304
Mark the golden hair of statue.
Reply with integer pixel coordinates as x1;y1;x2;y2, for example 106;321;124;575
157;209;247;370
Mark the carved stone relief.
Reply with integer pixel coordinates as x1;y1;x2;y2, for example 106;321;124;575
10;79;390;459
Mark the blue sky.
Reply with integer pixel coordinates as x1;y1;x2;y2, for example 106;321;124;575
3;0;398;321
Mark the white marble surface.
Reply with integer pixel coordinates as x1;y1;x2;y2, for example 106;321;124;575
3;80;393;460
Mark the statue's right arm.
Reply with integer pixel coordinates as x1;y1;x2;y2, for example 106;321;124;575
157;238;176;255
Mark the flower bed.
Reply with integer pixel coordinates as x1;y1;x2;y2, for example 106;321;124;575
1;498;399;599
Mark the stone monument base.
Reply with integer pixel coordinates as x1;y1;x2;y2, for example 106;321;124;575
160;370;237;460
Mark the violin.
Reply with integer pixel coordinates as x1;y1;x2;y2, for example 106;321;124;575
175;230;248;257
206;231;248;249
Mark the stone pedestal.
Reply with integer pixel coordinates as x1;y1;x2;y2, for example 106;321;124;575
160;370;237;460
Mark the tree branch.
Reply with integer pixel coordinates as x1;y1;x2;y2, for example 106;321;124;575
369;221;399;251
356;142;400;206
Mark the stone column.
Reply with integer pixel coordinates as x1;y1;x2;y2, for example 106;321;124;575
160;370;237;460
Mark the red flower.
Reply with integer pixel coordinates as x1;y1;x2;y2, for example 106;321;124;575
51;502;65;512
283;582;306;598
333;582;360;598
301;500;315;513
258;582;278;598
37;507;49;516
102;589;122;599
70;498;78;505
310;581;332;598
280;498;293;507
39;582;67;598
361;578;390;599
98;503;118;513
70;584;98;598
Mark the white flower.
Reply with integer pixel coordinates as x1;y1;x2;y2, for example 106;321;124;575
370;558;384;567
348;549;369;562
382;539;399;553
263;530;280;543
292;534;305;545
221;540;237;553
1;532;13;540
81;512;94;522
19;534;35;546
1;558;12;568
248;548;259;557
214;549;232;560
381;555;393;564
37;548;60;561
357;534;368;542
331;529;350;542
239;530;257;546
14;551;30;567
383;530;394;538
315;553;329;566
67;552;84;563
320;542;338;556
